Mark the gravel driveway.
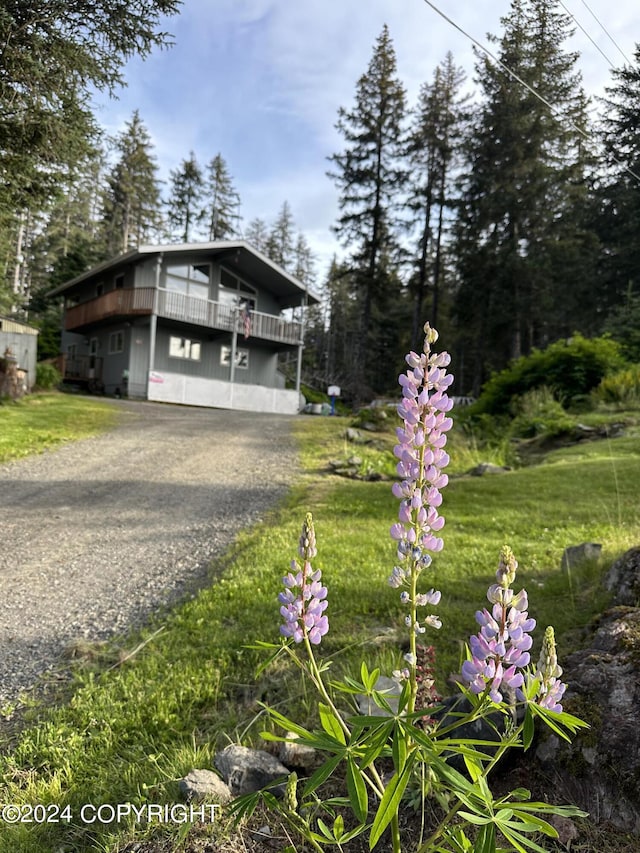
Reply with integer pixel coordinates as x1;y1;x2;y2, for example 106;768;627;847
0;400;297;705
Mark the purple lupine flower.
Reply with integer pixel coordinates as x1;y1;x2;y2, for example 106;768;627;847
388;324;453;634
279;513;328;645
459;546;536;703
535;626;567;712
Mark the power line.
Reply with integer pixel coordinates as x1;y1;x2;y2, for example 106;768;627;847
419;0;640;184
558;0;616;70
578;0;634;67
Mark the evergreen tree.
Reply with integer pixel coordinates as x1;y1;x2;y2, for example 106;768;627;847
596;45;640;317
205;153;241;240
0;0;181;303
265;201;295;270
101;111;162;254
406;53;468;345
328;24;408;396
245;218;269;253
167;152;206;243
453;0;595;392
292;233;317;288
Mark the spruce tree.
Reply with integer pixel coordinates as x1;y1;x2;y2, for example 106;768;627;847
265;201;295;270
597;45;640;317
101;111;163;254
328;24;408;396
205;153;241;240
406;52;468;345
453;0;595;392
245;218;269;253
167;152;206;243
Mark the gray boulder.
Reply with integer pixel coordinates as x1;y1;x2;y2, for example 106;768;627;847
179;769;232;803
603;546;640;606
214;744;290;797
560;542;602;572
536;606;640;834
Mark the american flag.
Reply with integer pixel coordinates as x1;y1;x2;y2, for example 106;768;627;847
242;301;252;339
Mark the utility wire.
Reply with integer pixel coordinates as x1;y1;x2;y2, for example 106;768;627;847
578;0;634;67
558;0;616;70
419;0;640;184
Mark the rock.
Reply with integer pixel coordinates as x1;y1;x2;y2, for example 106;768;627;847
536;606;640;834
214;744;290;797
346;455;363;467
345;428;364;443
178;769;232;803
560;543;602;572
469;462;511;476
278;733;317;770
604;546;640;606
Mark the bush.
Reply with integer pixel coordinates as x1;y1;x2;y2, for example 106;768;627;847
35;362;62;390
470;335;624;416
594;364;640;408
510;386;574;438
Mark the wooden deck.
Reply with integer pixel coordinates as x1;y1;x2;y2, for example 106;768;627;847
64;288;302;345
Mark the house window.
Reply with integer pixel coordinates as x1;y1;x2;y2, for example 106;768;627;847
89;338;99;356
96;283;104;297
220;345;249;369
165;263;211;300
68;344;77;360
114;274;125;289
169;336;201;361
109;330;124;354
218;268;256;312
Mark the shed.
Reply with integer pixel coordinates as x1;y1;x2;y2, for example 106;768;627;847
0;316;39;391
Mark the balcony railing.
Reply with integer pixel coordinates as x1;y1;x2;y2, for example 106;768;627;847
64;288;303;345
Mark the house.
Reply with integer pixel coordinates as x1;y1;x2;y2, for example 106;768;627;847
51;241;320;415
0;315;39;392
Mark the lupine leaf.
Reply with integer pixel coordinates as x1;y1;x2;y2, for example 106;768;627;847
369;753;415;849
318;702;346;744
302;754;342;796
473;822;496;853
346;756;369;823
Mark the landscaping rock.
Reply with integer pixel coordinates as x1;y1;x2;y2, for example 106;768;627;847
603;546;640;606
356;675;402;716
560;542;602;572
214;744;290;797
178;769;232;804
345;428;366;443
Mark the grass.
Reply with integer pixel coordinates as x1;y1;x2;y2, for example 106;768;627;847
0;406;639;851
0;393;118;463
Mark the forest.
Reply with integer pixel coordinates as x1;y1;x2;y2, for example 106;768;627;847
1;0;640;402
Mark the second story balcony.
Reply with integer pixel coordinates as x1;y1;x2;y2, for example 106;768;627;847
64;288;303;346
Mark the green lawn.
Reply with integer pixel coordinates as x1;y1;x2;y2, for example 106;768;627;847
0;393;118;463
0;406;639;851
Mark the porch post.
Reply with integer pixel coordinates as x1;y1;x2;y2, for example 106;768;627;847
147;253;162;386
295;290;308;393
229;306;238;385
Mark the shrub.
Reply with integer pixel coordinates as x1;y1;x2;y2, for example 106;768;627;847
510;386;574;438
470;334;624;416
594;364;640;408
35;361;62;390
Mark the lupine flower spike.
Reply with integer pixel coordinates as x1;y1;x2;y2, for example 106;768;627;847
389;324;454;691
535;626;567;712
279;513;329;645
460;546;536;703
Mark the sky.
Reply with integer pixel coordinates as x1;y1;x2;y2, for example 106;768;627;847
92;0;639;280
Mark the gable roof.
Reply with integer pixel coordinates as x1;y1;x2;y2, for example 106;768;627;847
50;240;321;308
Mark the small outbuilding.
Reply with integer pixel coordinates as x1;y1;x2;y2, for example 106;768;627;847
0;316;39;394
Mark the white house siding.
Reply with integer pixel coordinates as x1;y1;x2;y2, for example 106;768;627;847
147;371;302;414
152;325;279;387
